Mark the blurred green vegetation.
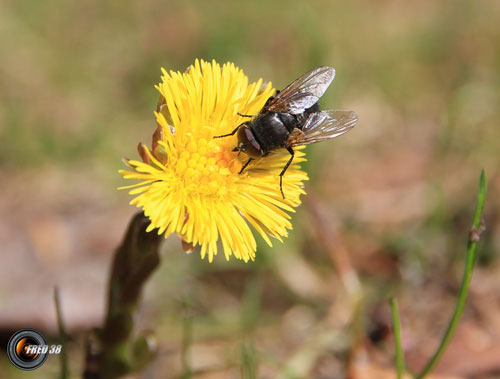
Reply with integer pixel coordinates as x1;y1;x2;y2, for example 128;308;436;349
0;0;499;378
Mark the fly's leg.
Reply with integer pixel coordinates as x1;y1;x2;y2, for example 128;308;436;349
238;151;269;173
239;158;253;174
237;112;253;118
214;124;242;139
279;147;294;199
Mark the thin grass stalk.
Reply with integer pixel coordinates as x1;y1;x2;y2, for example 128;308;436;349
181;296;193;379
241;342;258;379
390;297;405;378
54;286;68;379
416;169;487;378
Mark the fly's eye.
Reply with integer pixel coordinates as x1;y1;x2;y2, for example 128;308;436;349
237;126;263;158
244;140;263;158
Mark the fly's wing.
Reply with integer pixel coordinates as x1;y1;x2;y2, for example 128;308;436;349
265;66;335;114
287;110;357;146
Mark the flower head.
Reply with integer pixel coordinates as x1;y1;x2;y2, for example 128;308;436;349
120;59;308;262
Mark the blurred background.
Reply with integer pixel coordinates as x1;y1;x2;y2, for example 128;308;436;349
0;0;499;378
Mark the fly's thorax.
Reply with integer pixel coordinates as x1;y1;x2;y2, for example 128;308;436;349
248;113;291;153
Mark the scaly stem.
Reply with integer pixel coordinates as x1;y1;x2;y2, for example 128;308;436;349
96;212;162;378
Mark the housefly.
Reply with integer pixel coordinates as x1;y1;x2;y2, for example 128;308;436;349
215;66;357;199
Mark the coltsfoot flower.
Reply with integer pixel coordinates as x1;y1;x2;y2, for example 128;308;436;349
120;59;308;262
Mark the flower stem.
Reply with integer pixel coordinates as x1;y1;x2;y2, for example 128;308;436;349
416;169;487;378
390;297;405;378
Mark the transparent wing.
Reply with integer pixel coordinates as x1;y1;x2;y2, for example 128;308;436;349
265;66;335;114
288;110;357;146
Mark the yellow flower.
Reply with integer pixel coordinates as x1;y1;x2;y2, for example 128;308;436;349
119;59;308;262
